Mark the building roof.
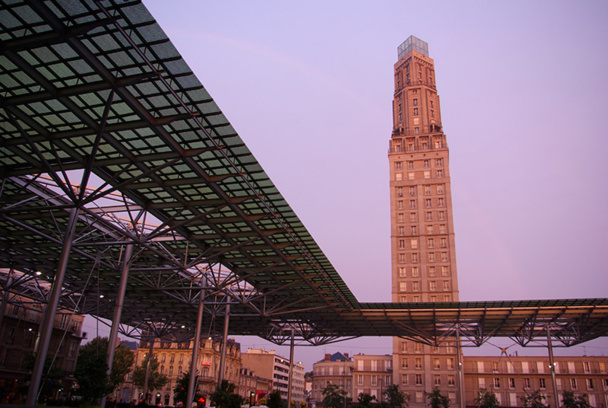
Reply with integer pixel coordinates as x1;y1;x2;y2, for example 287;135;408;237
1;0;607;348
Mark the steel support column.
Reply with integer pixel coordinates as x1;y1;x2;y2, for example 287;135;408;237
287;328;295;408
186;282;206;408
26;207;79;406
218;303;230;384
547;326;560;408
456;325;466;408
101;243;133;408
142;336;155;404
0;268;14;330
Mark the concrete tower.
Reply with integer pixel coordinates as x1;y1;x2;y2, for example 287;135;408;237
388;36;460;407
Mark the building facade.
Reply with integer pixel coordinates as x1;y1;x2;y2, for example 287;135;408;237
118;336;242;406
241;348;306;407
388;35;460;407
311;352;354;405
463;355;608;408
0;298;85;403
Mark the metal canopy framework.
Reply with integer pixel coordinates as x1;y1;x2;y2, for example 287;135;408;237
1;0;608;350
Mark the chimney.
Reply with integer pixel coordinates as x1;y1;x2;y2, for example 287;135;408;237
325;354;331;361
344;353;349;358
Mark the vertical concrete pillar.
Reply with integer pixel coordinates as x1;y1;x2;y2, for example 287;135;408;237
456;325;466;408
27;208;79;406
101;243;133;408
287;328;295;408
547;326;560;408
186;282;206;408
142;336;155;404
218;304;230;384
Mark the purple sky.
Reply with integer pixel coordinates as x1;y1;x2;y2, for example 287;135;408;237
85;1;608;370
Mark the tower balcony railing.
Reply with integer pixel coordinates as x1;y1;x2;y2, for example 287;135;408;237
391;124;442;137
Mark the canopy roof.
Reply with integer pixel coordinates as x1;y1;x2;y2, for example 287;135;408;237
1;0;607;347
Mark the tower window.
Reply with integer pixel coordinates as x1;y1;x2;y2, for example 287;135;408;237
413;98;418;106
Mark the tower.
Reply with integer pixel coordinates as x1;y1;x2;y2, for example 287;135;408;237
388;36;460;407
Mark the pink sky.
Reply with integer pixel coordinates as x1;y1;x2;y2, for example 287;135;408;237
84;0;608;370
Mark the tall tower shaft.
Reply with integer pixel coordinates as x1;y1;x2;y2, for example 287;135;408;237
389;36;460;407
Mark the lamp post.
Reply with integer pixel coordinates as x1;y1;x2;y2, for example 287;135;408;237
379;378;383;404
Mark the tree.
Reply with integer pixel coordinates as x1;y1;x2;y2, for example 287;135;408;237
474;389;499;408
384;384;409;408
23;354;66;403
74;338;112;402
322;383;347;408
110;343;135;389
267;389;284;408
74;337;135;402
425;387;450;408
209;380;243;408
173;371;202;406
520;390;547;408
132;353;168;392
561;391;591;408
353;393;376;408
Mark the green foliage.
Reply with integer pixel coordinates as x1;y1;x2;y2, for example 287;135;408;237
209;380;243;408
74;337;136;402
267;390;284;408
132;353;168;391
520;390;547;408
474;389;499;408
384;384;409;408
322;383;347;408
561;391;590;408
353;393;376;408
173;371;203;405
110;343;135;388
425;387;450;408
74;338;112;402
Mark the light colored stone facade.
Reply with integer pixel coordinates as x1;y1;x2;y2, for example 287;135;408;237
241;348;306;407
463;355;608;408
118;336;241;406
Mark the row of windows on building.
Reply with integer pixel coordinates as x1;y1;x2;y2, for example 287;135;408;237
397;251;451;264
395;196;446;210
398;294;452;303
396;184;445;197
355;374;393;386
395;169;445;181
397;211;447;225
401;357;456;370
396;158;443;170
397;223;448;235
477;360;608;374
401;373;457;387
398;280;451;293
476;377;608;391
399;342;456;354
399;237;448;249
399;265;451;278
392;135;444;150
